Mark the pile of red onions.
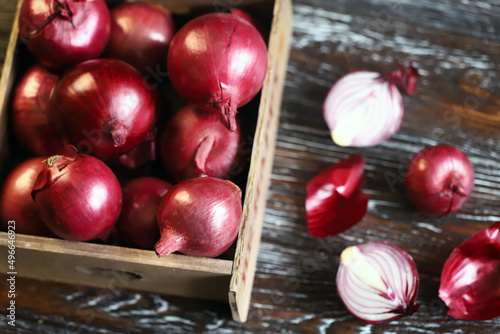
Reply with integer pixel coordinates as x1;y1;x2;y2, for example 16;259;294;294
336;241;420;324
167;12;268;131
406;144;475;216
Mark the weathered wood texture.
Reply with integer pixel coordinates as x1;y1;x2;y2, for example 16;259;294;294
1;0;500;333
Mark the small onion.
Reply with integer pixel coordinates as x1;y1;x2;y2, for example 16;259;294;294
104;3;175;74
323;63;418;147
31;146;122;241
439;221;500;320
116;177;172;250
406;144;474;216
155;177;242;258
11;65;64;156
49;59;156;160
18;0;111;70
0;157;53;237
167;13;268;131
336;241;420;324
160;106;241;182
305;155;369;238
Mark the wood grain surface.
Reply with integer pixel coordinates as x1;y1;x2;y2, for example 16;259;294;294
1;0;500;333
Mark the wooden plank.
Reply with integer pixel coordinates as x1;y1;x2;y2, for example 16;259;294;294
0;232;233;301
228;0;293;323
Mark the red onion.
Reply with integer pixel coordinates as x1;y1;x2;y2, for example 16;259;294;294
336;241;420;324
167;13;268;131
406;144;474;216
305;155;369;238
12;65;65;156
160;106;240;182
18;0;110;70
230;8;268;43
0;158;53;237
439;221;500;320
116;177;172;250
104;3;175;74
49;59;156;160
323;63;418;147
31;146;122;241
155;177;242;258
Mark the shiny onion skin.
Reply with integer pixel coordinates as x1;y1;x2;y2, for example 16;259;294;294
155;177;242;258
12;65;65;156
31;146;122;241
104;3;175;74
439;221;500;320
116;177;172;250
0;157;54;237
406;144;474;216
49;59;156;160
230;8;269;43
160;106;240;182
305;155;369;237
336;242;420;324
167;13;268;131
18;0;111;70
323;63;418;147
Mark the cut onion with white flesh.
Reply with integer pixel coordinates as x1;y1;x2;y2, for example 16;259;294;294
336;241;420;324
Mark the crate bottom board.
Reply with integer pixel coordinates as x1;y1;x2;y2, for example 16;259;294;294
0;232;233;302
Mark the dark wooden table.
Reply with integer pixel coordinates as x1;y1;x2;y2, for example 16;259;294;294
1;0;500;333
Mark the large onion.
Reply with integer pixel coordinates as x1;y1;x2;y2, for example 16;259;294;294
18;0;111;70
49;59;156;160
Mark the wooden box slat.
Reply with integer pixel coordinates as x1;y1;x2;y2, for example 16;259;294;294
0;0;292;322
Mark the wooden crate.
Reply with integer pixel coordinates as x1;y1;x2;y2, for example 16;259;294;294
0;0;292;323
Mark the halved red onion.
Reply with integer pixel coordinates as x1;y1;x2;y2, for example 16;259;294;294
323;63;418;147
336;241;420;324
306;155;369;237
439;221;500;320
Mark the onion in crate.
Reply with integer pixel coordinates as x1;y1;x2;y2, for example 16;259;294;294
31;146;122;241
160;106;241;182
18;0;111;70
49;59;156;160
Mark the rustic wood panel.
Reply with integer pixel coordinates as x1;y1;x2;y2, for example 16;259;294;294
1;0;500;333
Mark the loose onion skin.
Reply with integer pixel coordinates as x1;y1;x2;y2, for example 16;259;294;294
12;65;64;156
104;3;175;74
167;13;268;131
439;221;500;320
406;144;474;216
18;0;111;70
155;177;242;258
31;146;122;241
116;177;172;250
160;106;241;182
49;59;156;160
336;242;420;324
0;157;53;237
